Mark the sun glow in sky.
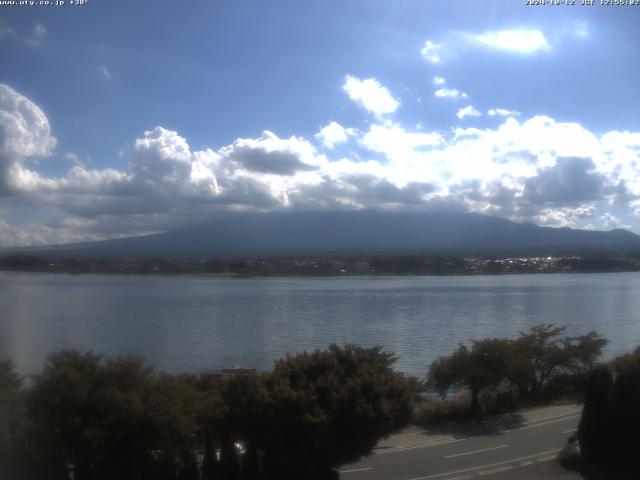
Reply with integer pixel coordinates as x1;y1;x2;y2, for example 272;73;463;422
0;0;639;246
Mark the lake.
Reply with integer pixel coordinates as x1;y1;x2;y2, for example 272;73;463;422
1;271;639;378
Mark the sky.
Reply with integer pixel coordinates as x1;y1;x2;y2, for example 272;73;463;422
0;0;639;246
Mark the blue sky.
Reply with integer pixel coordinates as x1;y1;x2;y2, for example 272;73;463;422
0;0;639;245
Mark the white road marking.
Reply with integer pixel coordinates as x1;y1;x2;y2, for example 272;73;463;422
338;467;373;474
378;413;578;455
375;436;454;452
518;414;580;430
408;448;561;480
502;413;580;433
375;438;467;455
562;428;577;434
535;455;557;463
522;410;581;424
478;465;514;476
444;444;508;459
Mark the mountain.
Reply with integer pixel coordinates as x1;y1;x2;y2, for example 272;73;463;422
7;210;640;259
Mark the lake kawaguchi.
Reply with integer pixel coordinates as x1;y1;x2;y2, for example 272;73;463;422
2;271;640;378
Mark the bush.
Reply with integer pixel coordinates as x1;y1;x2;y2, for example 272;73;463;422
4;345;418;479
578;347;640;470
263;344;417;475
413;395;472;426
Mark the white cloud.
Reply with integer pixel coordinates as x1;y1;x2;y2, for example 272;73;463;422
533;204;596;228
97;65;111;80
432;76;446;85
3;84;640;245
0;83;57;196
0;84;56;159
420;40;442;63
600;213;630;230
315;121;356;149
361;123;443;158
457;105;482;120
472;29;550;54
488;108;521;118
25;22;47;47
342;75;400;117
221;130;323;176
435;88;468;99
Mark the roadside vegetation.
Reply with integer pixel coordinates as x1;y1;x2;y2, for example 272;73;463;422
0;324;629;479
557;346;640;479
424;324;607;419
0;345;417;480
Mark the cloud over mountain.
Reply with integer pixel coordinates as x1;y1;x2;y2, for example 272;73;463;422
1;83;640;246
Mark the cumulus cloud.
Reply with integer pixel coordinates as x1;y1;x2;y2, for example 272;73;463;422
599;213;630;230
522;157;606;206
533;204;596;228
433;76;446;85
287;173;436;211
420;40;442;63
221;130;321;176
342;75;400;117
456;105;482;120
315;121;356;149
360;123;444;176
472;29;550;54
488;108;520;117
0;83;57;195
435;88;468;99
2;84;640;246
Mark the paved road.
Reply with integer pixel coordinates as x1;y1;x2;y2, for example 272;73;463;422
337;404;583;480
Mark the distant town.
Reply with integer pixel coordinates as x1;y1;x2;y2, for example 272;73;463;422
2;253;640;276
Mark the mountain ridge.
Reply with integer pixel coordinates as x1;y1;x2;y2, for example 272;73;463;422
5;210;640;259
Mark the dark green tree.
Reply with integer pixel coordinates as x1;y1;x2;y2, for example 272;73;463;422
0;360;25;477
428;338;511;415
198;372;271;478
511;324;607;398
578;365;613;465
578;347;640;470
27;351;160;480
144;373;202;478
265;344;417;476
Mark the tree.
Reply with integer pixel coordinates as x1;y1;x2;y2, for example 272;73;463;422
578;347;640;469
198;372;271;478
0;359;23;444
578;365;613;465
144;373;202;477
511;324;607;398
428;325;607;413
428;339;511;415
0;360;24;476
265;344;417;476
27;351;162;480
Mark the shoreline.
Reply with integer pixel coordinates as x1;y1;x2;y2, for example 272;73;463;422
2;268;640;278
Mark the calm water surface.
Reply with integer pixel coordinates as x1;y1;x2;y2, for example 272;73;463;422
1;272;640;377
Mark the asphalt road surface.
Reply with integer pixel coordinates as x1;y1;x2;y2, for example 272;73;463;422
337;404;583;480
